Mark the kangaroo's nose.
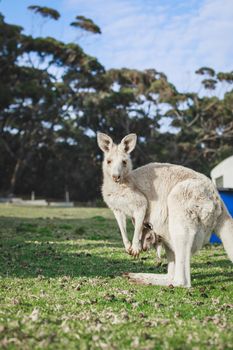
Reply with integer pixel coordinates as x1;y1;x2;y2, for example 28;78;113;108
112;175;121;182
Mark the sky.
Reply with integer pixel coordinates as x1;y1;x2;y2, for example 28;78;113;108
1;0;233;93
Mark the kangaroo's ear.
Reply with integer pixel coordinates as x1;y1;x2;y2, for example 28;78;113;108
119;134;137;154
97;132;113;153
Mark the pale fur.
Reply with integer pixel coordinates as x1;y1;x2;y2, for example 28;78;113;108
97;132;147;255
141;225;163;261
97;133;233;287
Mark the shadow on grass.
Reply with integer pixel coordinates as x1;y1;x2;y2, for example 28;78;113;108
0;215;232;285
192;272;233;286
0;215;154;279
192;259;233;269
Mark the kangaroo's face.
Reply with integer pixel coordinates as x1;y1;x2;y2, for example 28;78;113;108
141;230;156;251
97;133;137;183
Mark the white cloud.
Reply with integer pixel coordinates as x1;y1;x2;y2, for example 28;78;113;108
63;0;233;92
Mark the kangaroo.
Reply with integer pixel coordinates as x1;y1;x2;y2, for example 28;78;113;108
141;223;163;260
97;132;233;287
132;219;163;261
97;132;147;256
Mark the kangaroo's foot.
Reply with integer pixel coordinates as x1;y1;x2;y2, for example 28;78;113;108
123;273;171;286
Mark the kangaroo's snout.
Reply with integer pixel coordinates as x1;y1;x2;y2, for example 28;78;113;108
112;175;121;183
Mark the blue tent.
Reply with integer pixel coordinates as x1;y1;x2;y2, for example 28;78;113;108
210;189;233;243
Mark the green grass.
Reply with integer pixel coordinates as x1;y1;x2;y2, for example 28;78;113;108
0;204;233;350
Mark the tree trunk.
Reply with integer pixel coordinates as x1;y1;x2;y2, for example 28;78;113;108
9;158;23;194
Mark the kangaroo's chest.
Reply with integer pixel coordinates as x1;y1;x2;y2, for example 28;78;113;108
103;188;135;216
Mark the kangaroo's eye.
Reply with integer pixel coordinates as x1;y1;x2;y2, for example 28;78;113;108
107;159;112;164
122;160;127;166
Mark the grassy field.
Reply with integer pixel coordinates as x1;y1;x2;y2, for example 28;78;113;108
0;204;233;350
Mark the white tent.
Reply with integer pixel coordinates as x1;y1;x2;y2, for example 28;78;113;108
210;155;233;188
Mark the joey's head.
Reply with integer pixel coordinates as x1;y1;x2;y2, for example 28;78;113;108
97;132;137;183
141;229;157;251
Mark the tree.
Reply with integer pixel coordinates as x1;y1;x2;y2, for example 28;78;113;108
165;69;233;173
0;12;104;197
0;6;232;201
70;16;101;34
28;5;61;20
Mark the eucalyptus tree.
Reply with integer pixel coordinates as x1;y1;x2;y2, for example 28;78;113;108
0;10;104;197
70;15;101;34
1;5;232;200
164;67;233;174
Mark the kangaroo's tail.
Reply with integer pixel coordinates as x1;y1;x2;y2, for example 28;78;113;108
215;204;233;263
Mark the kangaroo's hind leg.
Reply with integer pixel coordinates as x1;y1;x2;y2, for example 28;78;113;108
124;246;175;286
168;190;198;288
170;225;195;287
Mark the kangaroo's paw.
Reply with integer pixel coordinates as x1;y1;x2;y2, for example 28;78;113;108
123;273;170;286
129;241;142;258
124;242;132;254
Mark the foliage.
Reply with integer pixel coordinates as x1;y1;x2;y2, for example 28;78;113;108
28;5;60;20
71;15;101;34
0;205;233;350
0;6;233;201
201;79;218;90
195;67;216;77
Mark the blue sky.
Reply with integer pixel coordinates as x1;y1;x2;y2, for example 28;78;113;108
1;0;233;93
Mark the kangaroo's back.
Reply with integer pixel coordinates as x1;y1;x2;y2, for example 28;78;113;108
130;162;221;234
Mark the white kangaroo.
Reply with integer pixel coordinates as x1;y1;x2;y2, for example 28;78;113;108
97;132;147;256
97;132;233;287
